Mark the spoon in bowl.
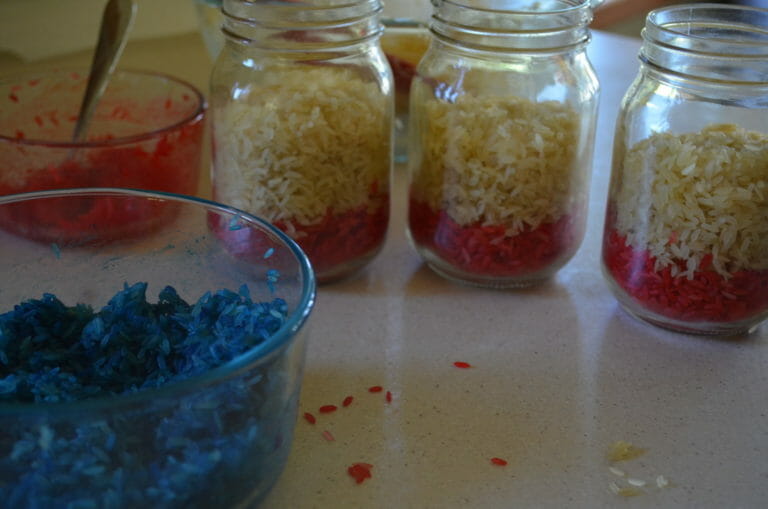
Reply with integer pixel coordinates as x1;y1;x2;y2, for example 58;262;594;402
71;0;137;143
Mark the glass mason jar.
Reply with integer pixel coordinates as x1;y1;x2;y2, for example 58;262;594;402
211;0;394;284
602;4;768;335
407;0;599;288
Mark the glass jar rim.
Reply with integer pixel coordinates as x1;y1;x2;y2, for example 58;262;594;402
433;0;593;15
644;3;768;58
429;0;593;52
222;0;382;25
639;3;768;84
221;0;384;50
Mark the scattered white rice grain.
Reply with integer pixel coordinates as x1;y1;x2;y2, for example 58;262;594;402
628;478;647;487
656;475;669;488
608;482;621;494
38;425;54;451
608;466;625;477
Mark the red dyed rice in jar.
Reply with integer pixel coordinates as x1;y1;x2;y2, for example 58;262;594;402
602;4;768;335
210;0;393;284
407;0;599;288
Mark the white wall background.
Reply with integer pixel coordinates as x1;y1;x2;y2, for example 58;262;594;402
0;0;434;63
0;0;200;62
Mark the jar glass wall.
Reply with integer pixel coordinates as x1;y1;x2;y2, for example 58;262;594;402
602;4;768;334
406;0;599;288
210;0;394;284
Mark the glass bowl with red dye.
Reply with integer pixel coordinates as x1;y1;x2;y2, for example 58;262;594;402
0;188;315;508
0;68;205;202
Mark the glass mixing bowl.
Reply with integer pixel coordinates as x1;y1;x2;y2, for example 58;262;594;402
0;188;315;508
0;69;206;197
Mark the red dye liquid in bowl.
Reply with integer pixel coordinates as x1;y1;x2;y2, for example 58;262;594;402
0;70;205;243
0;193;179;245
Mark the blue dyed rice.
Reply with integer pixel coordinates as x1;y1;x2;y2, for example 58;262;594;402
0;282;293;508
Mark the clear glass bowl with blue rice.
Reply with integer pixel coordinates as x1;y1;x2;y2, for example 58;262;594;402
0;188;315;508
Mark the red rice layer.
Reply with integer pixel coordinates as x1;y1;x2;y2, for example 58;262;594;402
603;228;768;323
408;199;577;278
276;201;389;277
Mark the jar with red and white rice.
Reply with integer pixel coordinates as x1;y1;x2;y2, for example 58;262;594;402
406;0;599;288
210;0;393;283
602;3;768;334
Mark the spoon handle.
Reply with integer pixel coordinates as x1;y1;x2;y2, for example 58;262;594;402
72;0;137;143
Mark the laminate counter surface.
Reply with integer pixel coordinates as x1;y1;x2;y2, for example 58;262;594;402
1;26;766;509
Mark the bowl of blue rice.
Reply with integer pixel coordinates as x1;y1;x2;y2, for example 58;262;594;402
0;188;315;508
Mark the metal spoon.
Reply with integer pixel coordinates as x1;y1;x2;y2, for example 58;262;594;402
72;0;137;143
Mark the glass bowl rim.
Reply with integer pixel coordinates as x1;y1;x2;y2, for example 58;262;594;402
0;187;316;416
0;68;207;148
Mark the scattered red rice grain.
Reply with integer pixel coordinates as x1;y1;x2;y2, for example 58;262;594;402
368;386;383;393
111;105;131;120
303;412;316;425
322;430;335;442
385;390;392;403
9;93;19;103
47;110;60;126
347;462;373;484
319;404;338;414
668;231;678;245
490;457;508;466
453;361;472;369
342;395;354;407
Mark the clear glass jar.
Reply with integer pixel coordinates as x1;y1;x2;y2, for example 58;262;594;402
211;0;393;284
602;4;768;335
407;0;599;288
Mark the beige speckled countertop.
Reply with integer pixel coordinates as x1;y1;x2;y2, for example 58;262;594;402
262;31;768;509
2;20;766;509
